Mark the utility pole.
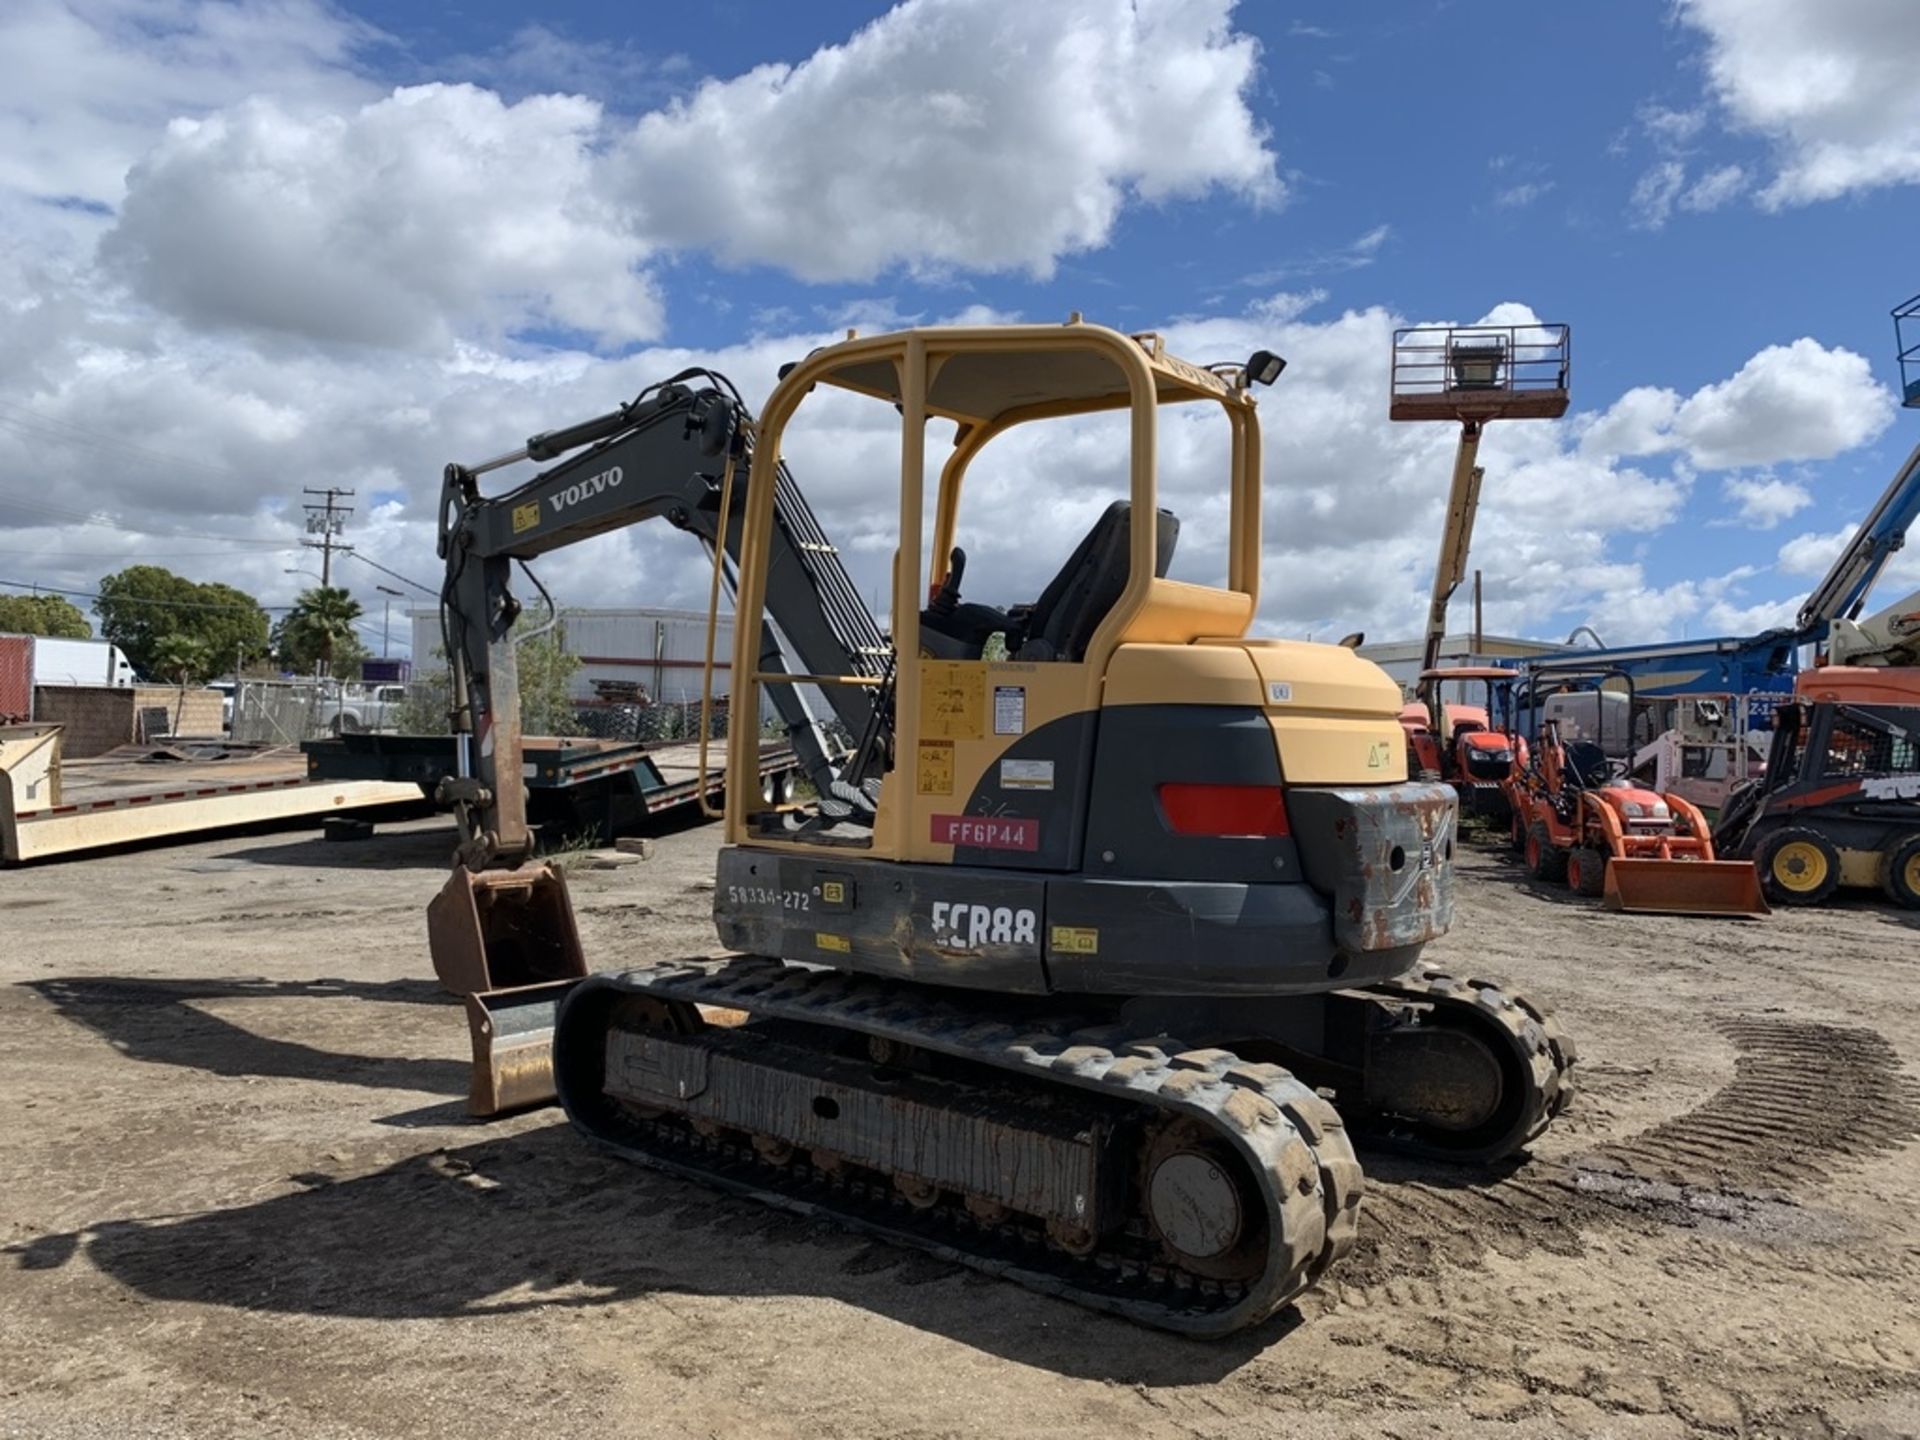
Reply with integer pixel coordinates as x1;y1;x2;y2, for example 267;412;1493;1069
376;584;404;658
301;487;355;586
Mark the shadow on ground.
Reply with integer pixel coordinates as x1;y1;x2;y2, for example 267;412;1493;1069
23;974;466;1095
219;818;452;870
4;1125;1278;1384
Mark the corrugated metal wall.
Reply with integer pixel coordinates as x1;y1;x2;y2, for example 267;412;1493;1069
407;607;739;704
0;636;30;719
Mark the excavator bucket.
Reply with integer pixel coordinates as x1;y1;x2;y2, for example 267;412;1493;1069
428;864;588;1116
463;981;579;1116
1603;858;1770;918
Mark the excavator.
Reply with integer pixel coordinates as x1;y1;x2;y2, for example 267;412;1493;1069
428;320;1575;1335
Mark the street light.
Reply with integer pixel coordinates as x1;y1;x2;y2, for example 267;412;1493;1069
284;567;325;585
376;584;404;658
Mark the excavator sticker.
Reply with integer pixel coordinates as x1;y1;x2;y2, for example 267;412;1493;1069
929;901;1038;950
511;501;540;534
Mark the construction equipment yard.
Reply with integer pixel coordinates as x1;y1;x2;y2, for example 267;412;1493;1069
3;814;1916;1440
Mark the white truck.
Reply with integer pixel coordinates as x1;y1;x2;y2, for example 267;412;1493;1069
1;634;139;687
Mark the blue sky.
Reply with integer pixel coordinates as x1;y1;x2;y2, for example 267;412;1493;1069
338;1;1913;381
1;0;1917;660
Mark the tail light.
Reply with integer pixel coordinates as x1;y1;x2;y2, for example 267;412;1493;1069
1156;783;1290;838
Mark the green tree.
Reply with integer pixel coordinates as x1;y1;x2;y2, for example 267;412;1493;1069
274;586;364;676
0;593;92;638
392;627;579;736
150;634;215;685
517;625;581;737
96;565;268;683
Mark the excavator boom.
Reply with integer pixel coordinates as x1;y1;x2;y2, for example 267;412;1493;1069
429;370;891;1111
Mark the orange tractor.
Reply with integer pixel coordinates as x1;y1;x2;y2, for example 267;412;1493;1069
1504;673;1768;916
1401;665;1526;824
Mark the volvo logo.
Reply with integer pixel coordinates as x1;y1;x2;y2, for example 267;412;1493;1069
548;465;622;514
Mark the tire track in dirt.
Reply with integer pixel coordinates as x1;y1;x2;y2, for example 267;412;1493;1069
1327;1015;1920;1308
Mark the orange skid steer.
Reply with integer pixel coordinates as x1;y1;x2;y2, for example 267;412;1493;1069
1511;724;1768;917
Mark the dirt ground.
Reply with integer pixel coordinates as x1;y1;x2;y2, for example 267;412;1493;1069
3;814;1919;1440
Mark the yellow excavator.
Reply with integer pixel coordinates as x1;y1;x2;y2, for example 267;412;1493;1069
428;320;1575;1335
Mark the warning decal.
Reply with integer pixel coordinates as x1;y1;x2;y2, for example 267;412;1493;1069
923;660;985;739
916;740;955;795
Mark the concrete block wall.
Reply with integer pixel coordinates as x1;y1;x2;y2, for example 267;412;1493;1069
32;686;132;757
30;685;226;756
140;686;224;738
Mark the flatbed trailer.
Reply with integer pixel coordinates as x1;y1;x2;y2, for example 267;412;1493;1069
301;732;799;843
0;725;426;864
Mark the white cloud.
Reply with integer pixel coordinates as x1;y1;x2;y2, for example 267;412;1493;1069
1630;160;1687;228
1776;524;1855;578
84;0;1282;348
1639;103;1708;151
1721;474;1812;528
1680;162;1748;211
1579;339;1894;470
101;85;662;350
1670;339;1895;467
608;0;1280;283
1240;225;1389;285
1579;386;1680;459
1494;181;1554;209
1676;0;1920;207
0;0;380;207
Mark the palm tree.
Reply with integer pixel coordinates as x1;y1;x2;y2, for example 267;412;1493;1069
282;586;363;676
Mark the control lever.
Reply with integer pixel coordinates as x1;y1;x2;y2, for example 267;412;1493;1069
928;547;966;618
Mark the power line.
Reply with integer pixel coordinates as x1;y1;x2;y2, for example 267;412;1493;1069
0;546;303;560
0;484;293;547
0;398;253;484
340;550;438;596
0;577;295;613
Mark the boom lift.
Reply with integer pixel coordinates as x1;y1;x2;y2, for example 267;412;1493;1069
1389;322;1570;764
431;321;1574;1335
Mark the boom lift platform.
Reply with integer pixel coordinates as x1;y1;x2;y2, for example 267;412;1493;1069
429;321;1575;1335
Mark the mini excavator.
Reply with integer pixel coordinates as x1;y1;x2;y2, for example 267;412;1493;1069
429;320;1575;1335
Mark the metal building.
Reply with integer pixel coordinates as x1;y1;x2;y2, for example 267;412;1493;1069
409;607;738;705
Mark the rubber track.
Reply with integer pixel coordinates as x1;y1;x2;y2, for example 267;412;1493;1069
557;957;1365;1336
1360;967;1578;1162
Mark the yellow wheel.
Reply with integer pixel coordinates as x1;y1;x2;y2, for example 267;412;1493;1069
1759;827;1839;905
1883;835;1920;910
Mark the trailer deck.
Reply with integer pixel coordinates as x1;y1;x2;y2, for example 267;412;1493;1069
0;725;425;864
302;731;799;841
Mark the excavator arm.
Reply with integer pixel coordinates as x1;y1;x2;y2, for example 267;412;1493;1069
434;371;888;871
427;371;889;1115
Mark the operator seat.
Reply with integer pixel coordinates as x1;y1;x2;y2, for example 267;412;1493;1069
1015;501;1179;662
1563;740;1612;790
918;500;1179;662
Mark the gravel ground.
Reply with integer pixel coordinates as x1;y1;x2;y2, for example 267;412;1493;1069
3;813;1918;1439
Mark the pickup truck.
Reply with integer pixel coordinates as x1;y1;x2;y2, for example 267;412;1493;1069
324;683;409;735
